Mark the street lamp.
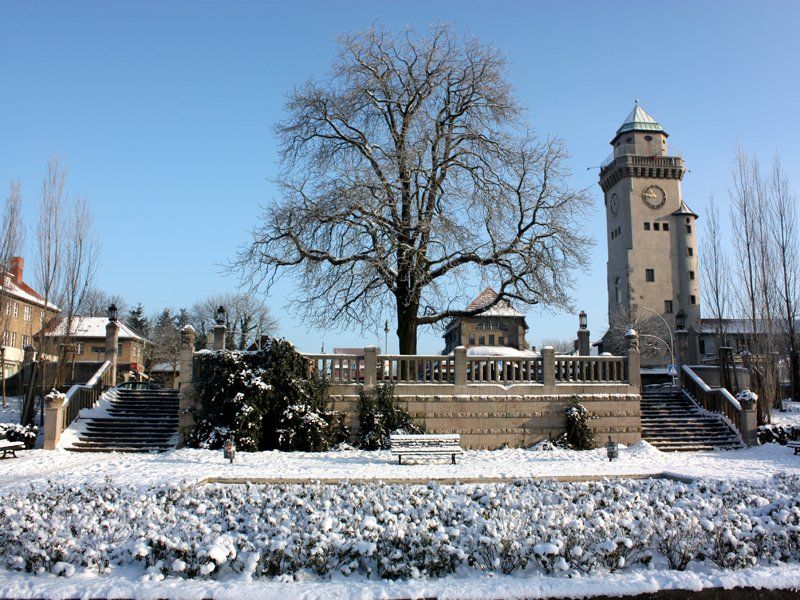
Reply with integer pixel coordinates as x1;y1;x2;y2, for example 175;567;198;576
579;311;588;330
107;303;118;322
384;319;390;354
215;305;226;325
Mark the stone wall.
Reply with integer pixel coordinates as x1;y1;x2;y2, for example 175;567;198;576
330;389;641;449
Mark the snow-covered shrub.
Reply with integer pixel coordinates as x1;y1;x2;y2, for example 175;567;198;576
0;423;38;449
3;475;800;582
188;339;346;451
357;383;424;450
758;424;800;445
558;396;595;450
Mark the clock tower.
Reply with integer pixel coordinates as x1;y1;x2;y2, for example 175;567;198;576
599;103;700;365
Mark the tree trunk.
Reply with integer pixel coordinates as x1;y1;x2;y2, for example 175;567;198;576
396;302;418;356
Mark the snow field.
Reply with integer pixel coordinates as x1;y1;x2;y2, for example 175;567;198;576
2;475;800;585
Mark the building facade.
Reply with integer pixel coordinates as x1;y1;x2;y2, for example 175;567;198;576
0;257;60;378
598;104;701;365
442;288;529;355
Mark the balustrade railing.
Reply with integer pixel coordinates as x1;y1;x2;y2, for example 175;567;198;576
61;360;113;431
303;350;634;387
682;365;744;433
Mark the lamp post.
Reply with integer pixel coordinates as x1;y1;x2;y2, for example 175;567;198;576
384;319;390;354
674;310;689;387
105;303;120;385
213;306;226;350
577;311;590;356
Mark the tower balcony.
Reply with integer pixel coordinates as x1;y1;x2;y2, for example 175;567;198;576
599;154;686;192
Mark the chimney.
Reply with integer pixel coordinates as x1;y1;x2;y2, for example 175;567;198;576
9;257;23;285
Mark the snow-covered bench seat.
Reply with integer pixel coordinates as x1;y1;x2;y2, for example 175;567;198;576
788;441;800;455
0;433;24;459
390;434;462;465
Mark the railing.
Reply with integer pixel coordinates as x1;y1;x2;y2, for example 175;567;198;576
467;357;542;384
61;360;113;430
682;364;744;433
303;349;635;388
601;154;684;173
554;356;627;383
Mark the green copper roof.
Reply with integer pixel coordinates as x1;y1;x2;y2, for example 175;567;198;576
616;102;665;135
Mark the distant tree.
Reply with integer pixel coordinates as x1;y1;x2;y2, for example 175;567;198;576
0;182;23;408
149;308;180;376
539;338;575;354
125;303;150;338
191;292;277;350
79;287;127;318
700;196;730;354
236;25;592;354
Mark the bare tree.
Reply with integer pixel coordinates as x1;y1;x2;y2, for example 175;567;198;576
237;25;592;354
539;338;574;354
700;196;730;354
191;292;277;350
769;158;800;403
0;182;23;407
604;307;674;360
79;287;127;318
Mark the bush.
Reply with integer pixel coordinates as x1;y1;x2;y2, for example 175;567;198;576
357;383;424;450
0;423;38;449
187;339;347;452
559;397;594;450
758;423;800;445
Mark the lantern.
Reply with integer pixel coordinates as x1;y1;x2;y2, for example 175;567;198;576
606;436;619;462
215;305;226;325
223;438;236;464
108;303;118;322
675;310;686;331
579;310;588;330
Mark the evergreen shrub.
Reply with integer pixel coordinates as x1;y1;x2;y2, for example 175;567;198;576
559;396;595;450
357;383;424;450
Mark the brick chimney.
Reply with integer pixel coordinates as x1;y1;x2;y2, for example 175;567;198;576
9;256;23;285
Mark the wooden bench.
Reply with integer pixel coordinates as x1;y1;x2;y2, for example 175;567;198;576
0;433;25;459
788;441;800;455
390;434;462;465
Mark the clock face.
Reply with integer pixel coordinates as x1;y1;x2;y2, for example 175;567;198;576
641;185;666;209
609;193;619;216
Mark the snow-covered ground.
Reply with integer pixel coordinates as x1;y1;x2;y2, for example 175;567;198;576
772;399;800;428
2;441;800;494
0;396;23;425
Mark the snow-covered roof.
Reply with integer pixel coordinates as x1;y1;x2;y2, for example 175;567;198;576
616;102;665;136
0;277;59;311
150;362;179;373
465;288;525;318
465;345;539;358
44;316;146;342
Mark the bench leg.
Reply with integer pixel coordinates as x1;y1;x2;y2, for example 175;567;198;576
452;454;456;465
398;455;402;465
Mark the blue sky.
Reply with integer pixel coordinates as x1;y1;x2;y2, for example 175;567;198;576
1;0;798;353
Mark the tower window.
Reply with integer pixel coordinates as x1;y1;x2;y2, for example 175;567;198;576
664;300;673;314
614;277;622;304
686;225;692;233
653;223;660;231
687;247;694;257
645;135;653;141
689;270;695;280
645;269;655;282
662;222;669;231
690;295;697;305
644;222;651;231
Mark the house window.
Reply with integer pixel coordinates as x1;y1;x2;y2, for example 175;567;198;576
22;335;30;348
644;223;651;231
662;222;669;231
478;336;485;345
10;332;16;347
689;271;695;280
664;300;673;314
75;342;83;354
489;335;495;345
117;342;122;356
468;334;475;345
690;295;697;305
12;303;18;318
653;223;660;231
2;331;7;345
23;306;31;321
499;336;505;345
92;346;104;354
645;269;655;282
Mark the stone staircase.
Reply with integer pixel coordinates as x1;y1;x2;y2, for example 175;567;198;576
640;385;743;452
68;387;179;453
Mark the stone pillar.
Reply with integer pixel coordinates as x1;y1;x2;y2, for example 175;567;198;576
363;346;377;388
454;346;467;387
577;330;590;356
105;320;120;385
42;390;65;450
542;346;555;388
212;323;226;351
741;406;759;446
178;325;196;446
625;330;641;391
675;329;689;388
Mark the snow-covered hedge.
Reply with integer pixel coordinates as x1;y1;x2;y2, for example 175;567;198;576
2;475;800;582
0;423;37;449
759;424;800;445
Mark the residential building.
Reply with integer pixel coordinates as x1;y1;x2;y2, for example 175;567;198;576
0;256;60;378
442;287;529;355
40;316;148;377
